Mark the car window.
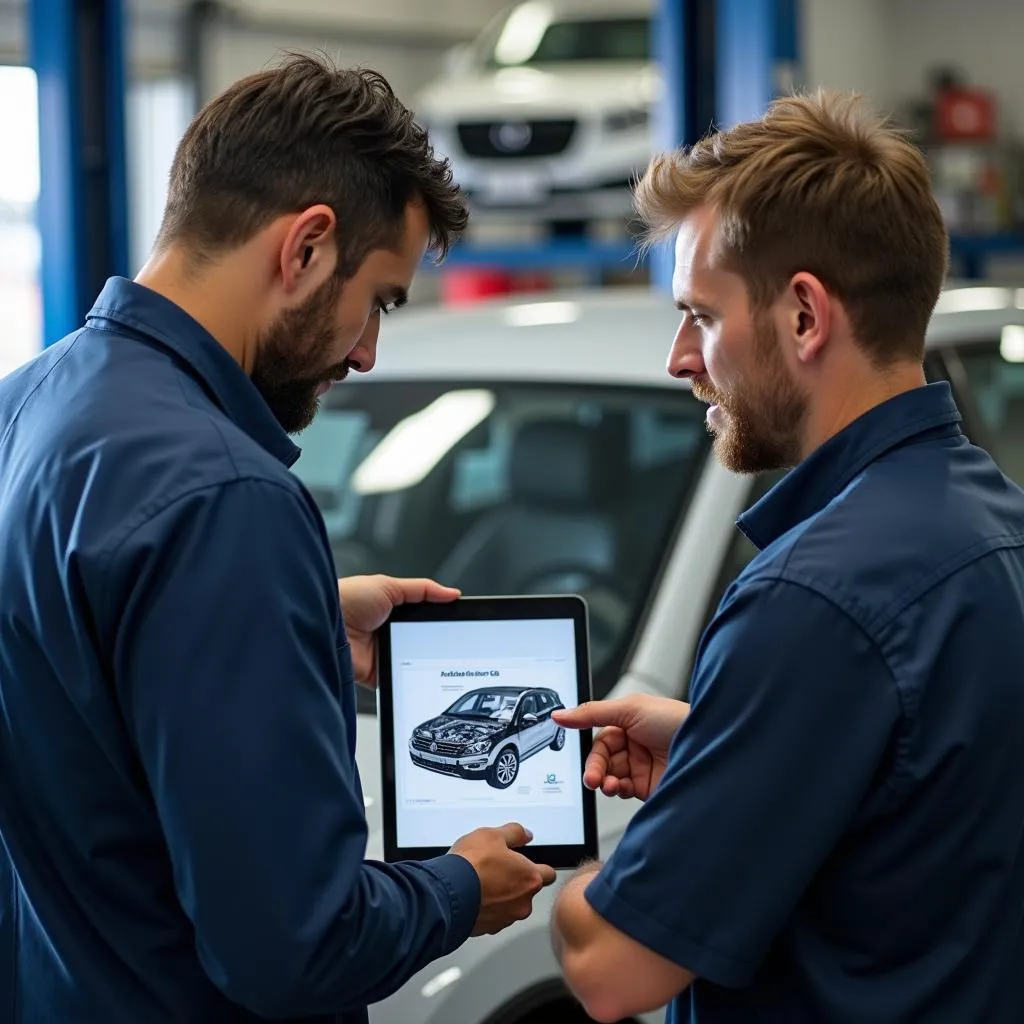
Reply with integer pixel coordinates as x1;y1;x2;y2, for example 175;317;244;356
945;339;1024;487
487;16;650;67
292;381;711;708
521;694;539;718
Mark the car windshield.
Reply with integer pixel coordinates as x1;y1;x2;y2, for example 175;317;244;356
947;339;1024;487
445;691;520;720
290;380;710;708
485;10;650;67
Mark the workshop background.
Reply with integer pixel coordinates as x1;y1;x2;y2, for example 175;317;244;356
2;0;1024;377
3;3;1024;1023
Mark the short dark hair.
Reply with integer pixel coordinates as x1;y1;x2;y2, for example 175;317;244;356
157;51;468;274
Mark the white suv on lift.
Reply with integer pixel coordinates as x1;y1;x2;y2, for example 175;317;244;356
291;283;1024;1024
414;0;656;221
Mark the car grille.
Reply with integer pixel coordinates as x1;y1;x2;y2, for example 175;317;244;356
456;119;577;159
412;736;463;756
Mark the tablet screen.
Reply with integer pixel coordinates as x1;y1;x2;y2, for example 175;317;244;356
389;615;586;850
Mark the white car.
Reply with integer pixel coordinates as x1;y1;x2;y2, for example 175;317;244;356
414;0;657;221
291;283;1024;1024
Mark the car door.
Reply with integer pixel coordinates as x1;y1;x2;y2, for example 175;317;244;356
515;693;546;756
533;690;558;745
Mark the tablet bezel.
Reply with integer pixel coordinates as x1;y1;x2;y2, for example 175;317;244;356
377;594;598;870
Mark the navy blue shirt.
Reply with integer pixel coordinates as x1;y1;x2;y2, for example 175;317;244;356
587;382;1024;1022
0;278;480;1022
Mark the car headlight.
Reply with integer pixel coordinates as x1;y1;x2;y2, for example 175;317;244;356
465;737;494;755
603;107;650;133
416;730;431;740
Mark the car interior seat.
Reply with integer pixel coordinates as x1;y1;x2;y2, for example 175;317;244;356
435;416;628;596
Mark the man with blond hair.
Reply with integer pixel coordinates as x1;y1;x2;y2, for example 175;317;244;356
548;91;1024;1023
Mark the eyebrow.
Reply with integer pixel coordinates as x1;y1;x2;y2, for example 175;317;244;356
674;296;715;314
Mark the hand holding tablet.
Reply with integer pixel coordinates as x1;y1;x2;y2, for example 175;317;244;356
377;595;599;870
450;822;557;935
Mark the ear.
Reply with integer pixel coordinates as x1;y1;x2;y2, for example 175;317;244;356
279;204;338;298
780;272;831;365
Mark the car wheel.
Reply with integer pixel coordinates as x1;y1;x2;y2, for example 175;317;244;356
488;746;520;789
550;727;566;751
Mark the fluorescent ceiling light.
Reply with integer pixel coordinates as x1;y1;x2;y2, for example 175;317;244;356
504;300;581;327
933;287;1012;314
494;1;552;65
1016;288;1024;310
1000;324;1024;363
351;390;495;494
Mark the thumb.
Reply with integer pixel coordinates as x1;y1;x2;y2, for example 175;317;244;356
498;822;533;848
553;699;633;731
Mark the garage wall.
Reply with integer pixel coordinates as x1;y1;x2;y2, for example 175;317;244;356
198;0;510;108
801;0;893;106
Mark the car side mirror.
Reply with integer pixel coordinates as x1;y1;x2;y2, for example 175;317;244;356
521;713;538;725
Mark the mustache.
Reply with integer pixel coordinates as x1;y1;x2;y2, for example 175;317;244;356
321;361;351;385
689;376;723;406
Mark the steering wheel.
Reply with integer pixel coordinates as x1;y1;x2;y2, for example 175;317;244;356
514;564;632;670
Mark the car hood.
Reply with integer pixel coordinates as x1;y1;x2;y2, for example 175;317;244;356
416;63;660;120
414;715;507;744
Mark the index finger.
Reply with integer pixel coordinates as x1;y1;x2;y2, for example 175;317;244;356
552;698;634;731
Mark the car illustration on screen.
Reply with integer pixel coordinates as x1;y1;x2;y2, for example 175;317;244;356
409;686;567;789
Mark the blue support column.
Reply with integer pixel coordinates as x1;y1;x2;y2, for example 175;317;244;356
31;0;130;345
716;0;776;128
652;0;799;291
651;0;716;291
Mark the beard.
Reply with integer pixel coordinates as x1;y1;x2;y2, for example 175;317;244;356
250;275;350;435
690;314;808;475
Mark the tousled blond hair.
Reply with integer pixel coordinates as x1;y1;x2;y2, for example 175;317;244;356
635;90;949;363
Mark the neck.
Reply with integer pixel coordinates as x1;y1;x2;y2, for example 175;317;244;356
800;359;927;460
134;247;258;372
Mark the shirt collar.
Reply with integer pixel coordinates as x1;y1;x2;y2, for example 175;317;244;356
738;381;962;551
86;277;301;467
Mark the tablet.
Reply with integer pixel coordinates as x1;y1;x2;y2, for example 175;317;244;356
377;595;598;870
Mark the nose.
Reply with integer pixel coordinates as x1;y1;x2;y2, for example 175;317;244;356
346;317;380;374
666;320;705;380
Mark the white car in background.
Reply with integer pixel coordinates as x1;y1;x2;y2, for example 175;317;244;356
291;283;1024;1024
415;0;657;221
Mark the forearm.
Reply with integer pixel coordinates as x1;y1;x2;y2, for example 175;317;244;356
552;861;620;1019
551;861;695;1023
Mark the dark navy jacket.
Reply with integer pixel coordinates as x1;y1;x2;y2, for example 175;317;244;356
0;278;479;1022
588;383;1024;1022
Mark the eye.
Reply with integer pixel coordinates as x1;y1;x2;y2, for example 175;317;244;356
690;311;708;328
375;298;396;317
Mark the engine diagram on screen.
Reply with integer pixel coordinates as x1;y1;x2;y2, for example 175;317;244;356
408;685;567;789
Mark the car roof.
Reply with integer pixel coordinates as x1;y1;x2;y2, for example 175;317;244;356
364;282;1024;389
462;685;533;695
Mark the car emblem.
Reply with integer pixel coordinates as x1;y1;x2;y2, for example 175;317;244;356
490;120;532;152
430;742;438;753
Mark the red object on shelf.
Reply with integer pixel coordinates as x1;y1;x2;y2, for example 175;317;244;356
934;88;996;141
440;269;552;306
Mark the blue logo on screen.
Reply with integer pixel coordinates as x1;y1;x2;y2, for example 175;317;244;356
545;773;557;784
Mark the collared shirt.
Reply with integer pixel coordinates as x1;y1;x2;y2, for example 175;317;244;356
587;382;1024;1022
0;277;480;1023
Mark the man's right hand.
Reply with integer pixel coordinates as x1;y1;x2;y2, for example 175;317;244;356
553;694;690;802
450;823;557;936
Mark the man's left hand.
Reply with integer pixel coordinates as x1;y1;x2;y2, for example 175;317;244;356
338;575;460;687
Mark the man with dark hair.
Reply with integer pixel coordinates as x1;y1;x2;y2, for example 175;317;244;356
0;53;553;1022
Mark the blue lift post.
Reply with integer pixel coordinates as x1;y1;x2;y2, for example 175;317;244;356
31;0;130;346
651;0;785;292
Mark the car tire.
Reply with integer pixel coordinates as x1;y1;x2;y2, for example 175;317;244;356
487;745;520;789
550;727;566;751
